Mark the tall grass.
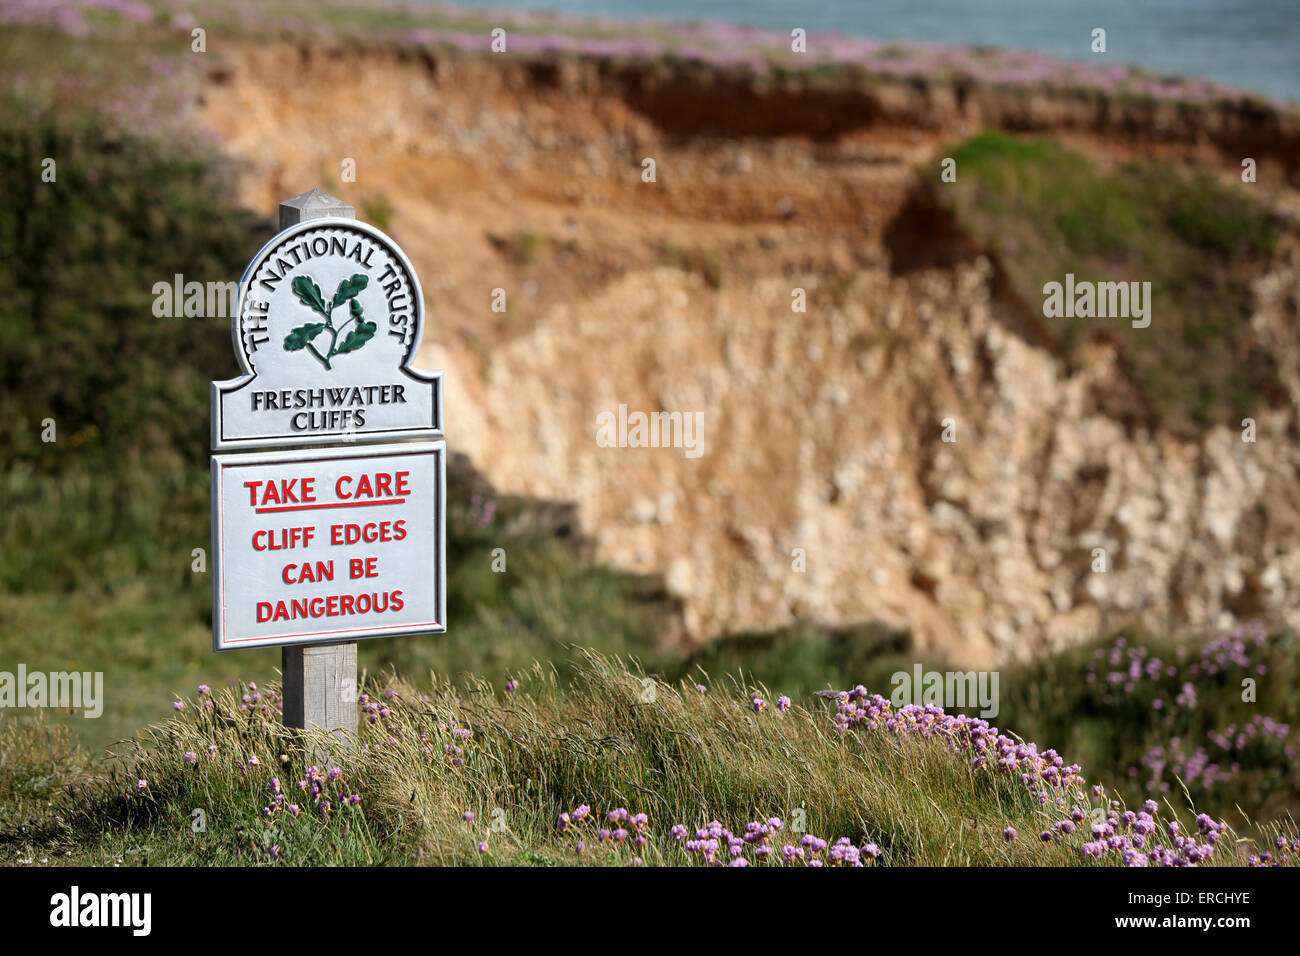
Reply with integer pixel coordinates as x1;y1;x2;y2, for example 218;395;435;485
3;653;1293;867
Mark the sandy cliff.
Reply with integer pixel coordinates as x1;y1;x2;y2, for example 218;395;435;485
195;42;1300;665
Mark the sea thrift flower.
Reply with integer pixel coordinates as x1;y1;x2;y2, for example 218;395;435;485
505;679;520;692
462;811;476;823
173;700;185;712
183;752;197;764
198;685;210;696
1004;827;1017;843
478;841;489;854
777;696;791;713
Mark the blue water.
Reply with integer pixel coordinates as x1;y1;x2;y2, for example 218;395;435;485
442;0;1300;102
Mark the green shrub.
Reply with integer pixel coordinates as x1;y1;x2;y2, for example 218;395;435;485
936;132;1281;434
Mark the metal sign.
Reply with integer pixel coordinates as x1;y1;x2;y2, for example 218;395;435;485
211;441;446;651
212;217;442;450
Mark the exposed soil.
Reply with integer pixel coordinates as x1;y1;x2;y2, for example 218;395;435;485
195;41;1300;665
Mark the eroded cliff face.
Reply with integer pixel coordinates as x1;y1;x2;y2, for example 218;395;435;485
196;42;1300;666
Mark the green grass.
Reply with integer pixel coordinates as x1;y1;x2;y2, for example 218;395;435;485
995;625;1300;829
0;115;271;747
936;132;1282;434
1;653;1293;867
663;622;918;698
664;621;1300;833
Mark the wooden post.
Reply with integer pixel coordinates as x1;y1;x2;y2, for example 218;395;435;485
282;642;358;739
277;187;359;745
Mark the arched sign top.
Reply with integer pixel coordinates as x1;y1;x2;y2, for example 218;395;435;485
212;216;442;450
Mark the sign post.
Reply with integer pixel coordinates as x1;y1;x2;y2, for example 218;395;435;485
211;188;445;744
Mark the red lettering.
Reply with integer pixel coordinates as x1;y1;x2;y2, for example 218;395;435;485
246;478;318;507
348;556;379;578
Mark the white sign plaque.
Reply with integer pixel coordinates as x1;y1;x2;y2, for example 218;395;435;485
211;442;446;651
212;217;442;450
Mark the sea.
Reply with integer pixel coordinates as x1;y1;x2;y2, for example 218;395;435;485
438;0;1300;103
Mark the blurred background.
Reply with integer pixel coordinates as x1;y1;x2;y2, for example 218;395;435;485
479;0;1300;101
1;0;1298;829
